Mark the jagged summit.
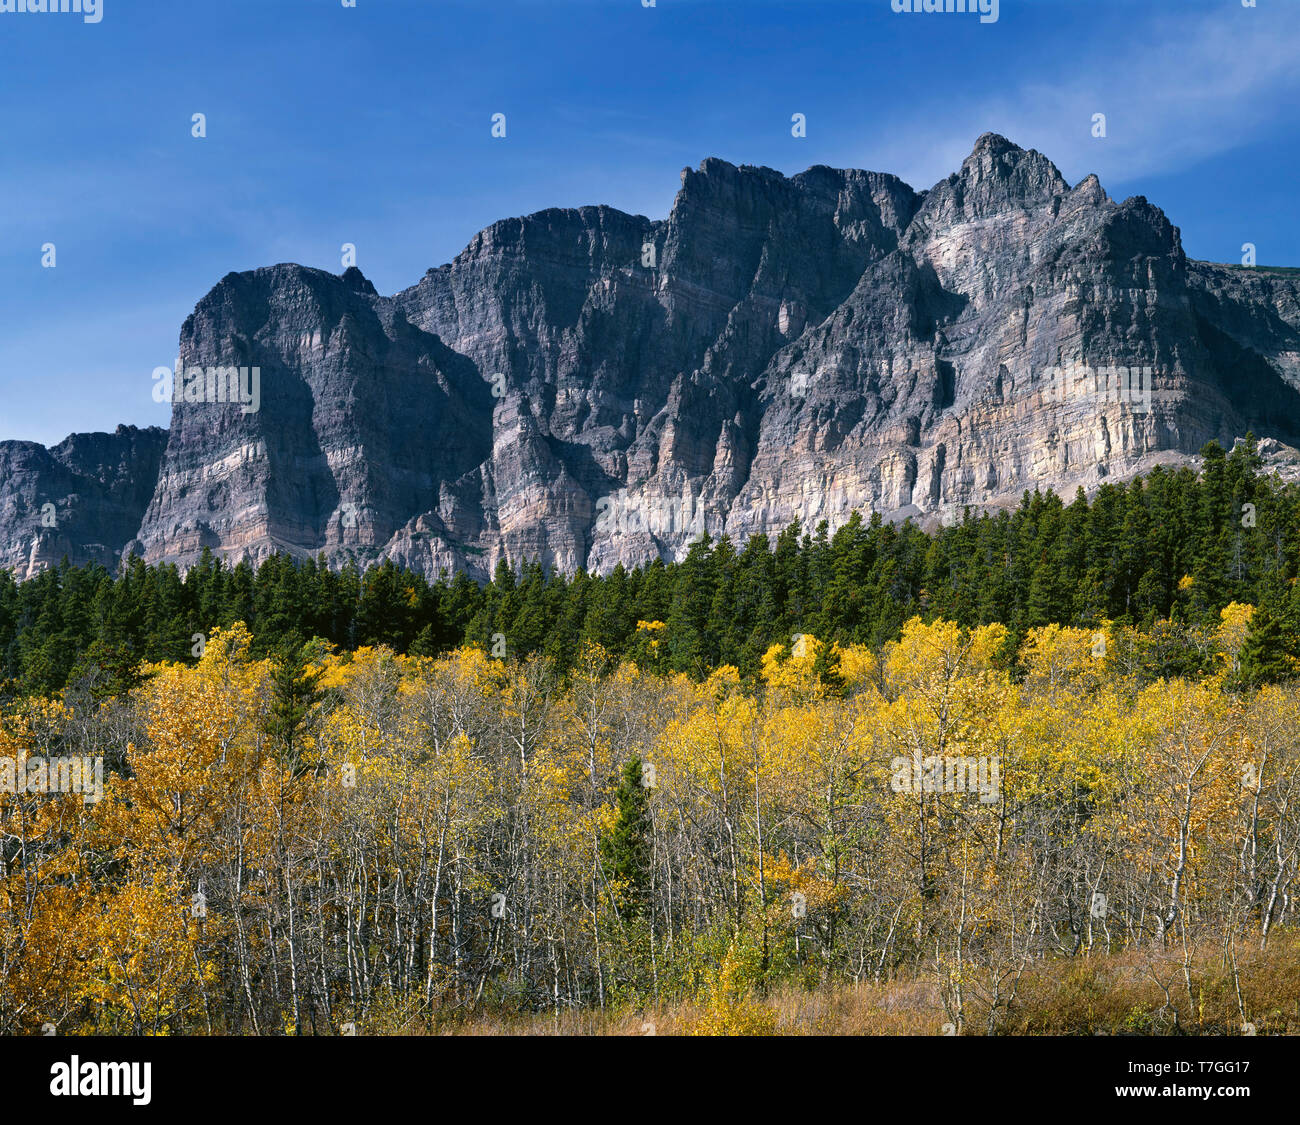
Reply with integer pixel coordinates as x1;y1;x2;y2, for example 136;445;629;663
4;136;1300;581
341;266;378;297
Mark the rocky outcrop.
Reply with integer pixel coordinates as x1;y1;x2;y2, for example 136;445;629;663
0;426;167;579
5;135;1300;581
121;263;493;578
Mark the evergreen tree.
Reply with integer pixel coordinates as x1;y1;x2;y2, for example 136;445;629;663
261;635;326;775
600;756;653;918
1237;606;1297;688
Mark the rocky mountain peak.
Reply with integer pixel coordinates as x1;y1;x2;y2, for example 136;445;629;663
915;132;1070;227
4;137;1300;583
341;266;378;297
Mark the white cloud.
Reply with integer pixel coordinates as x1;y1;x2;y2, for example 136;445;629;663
851;5;1300;192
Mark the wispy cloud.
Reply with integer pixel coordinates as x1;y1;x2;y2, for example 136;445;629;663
850;5;1300;192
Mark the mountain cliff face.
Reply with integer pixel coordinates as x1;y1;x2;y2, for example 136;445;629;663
5;134;1300;582
0;426;167;578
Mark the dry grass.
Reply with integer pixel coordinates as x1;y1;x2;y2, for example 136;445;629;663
411;934;1300;1036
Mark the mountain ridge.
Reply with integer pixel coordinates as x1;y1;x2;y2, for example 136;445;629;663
6;133;1300;582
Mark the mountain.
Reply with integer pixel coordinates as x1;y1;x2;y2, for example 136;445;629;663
5;134;1300;582
0;425;167;579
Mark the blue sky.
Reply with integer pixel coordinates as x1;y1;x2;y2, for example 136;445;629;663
2;0;1298;446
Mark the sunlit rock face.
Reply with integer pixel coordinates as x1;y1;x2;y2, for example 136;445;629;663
6;135;1300;581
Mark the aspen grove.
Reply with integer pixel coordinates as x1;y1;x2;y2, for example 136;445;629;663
3;611;1299;1035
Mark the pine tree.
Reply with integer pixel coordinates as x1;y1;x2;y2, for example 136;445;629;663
1237;606;1297;688
811;639;847;697
67;639;141;700
666;536;715;673
261;636;326;775
600;756;653;919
